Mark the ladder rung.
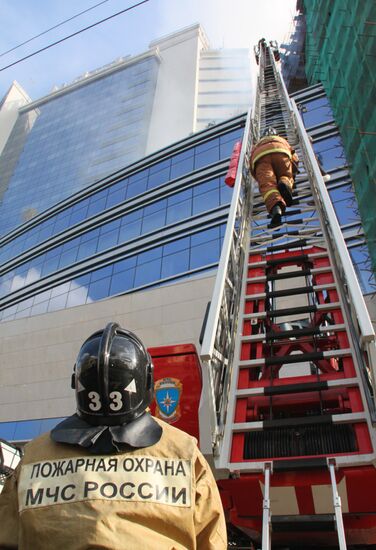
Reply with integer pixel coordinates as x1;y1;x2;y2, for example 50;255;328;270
248;252;327;269
247;283;336;300
238;347;352;368
266;252;327;267
248;266;331;283
241;323;346;342
265;239;311;252
271;514;335;532
232;412;366;432
235;377;360;398
243;302;341;320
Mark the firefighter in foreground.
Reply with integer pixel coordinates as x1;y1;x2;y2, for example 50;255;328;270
250;127;299;227
0;323;227;550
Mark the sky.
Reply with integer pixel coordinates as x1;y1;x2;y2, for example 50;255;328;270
0;0;297;101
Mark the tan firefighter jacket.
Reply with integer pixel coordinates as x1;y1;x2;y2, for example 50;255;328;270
0;418;227;550
249;135;299;175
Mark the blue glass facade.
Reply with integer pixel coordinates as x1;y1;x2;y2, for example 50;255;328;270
0;417;65;442
0;121;243;323
0;56;159;237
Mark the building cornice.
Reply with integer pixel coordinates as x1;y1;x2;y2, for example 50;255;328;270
19;49;161;112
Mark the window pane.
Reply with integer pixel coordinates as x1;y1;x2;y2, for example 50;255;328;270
77;238;98;260
113;256;137;274
69;207;87;225
190;239;220;270
161;250;189;278
106;188;126;209
195;138;219;154
142;209;166;233
128;169;149;185
33;289;52;305
90;265;113;283
134;258;162;286
110;269;135;294
58;247;78;269
48;293;68;312
66;286;88;307
168;188;192;206
127;179;147;199
166;200;192;224
194;146;220;169
54;215;70;233
119;220;141;241
220;184;233;204
349;246;376;294
88;277;111;300
137;248;162;264
193;189;219;214
147;167;170;189
170;157;194;179
97;229;119;252
50;282;70;298
31;301;49;315
191;227;220;246
0;422;17;440
171;148;194;163
14;419;42;440
220;129;243;145
87;197;106;217
313;136;346;171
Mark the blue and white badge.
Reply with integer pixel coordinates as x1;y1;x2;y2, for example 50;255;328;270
155;377;182;423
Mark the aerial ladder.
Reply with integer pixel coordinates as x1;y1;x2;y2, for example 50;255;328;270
199;40;376;549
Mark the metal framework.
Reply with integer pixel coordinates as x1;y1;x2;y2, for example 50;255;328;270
200;40;376;549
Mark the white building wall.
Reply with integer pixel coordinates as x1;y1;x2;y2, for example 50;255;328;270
146;24;209;154
0;81;31;155
0;275;215;423
196;49;252;132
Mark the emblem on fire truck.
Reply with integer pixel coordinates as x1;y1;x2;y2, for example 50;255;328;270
155;377;182;423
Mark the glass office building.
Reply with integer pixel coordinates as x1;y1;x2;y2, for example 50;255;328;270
0;115;243;323
0;55;159;237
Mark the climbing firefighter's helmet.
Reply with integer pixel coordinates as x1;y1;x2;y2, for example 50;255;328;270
262;127;278;137
72;322;154;426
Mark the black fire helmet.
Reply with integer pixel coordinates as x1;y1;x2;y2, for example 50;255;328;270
51;323;162;451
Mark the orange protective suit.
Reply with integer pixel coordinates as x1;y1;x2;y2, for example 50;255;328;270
249;135;299;213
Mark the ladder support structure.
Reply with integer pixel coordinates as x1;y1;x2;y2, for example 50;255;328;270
199;38;376;547
328;459;347;550
262;462;272;550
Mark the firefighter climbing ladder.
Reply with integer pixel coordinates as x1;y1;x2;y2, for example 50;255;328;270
200;41;376;549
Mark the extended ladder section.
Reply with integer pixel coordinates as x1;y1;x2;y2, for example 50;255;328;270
200;41;376;548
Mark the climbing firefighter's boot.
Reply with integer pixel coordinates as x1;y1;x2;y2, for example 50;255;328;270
277;180;293;206
269;204;283;228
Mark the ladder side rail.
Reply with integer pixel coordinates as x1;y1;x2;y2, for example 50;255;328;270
199;108;254;454
328;459;348;550
267;46;297;143
290;99;376;409
268;50;376;409
270;48;374;345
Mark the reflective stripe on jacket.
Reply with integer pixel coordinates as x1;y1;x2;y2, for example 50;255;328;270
0;418;227;550
250;135;298;175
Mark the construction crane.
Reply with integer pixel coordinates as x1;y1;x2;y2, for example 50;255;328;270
199;39;376;549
